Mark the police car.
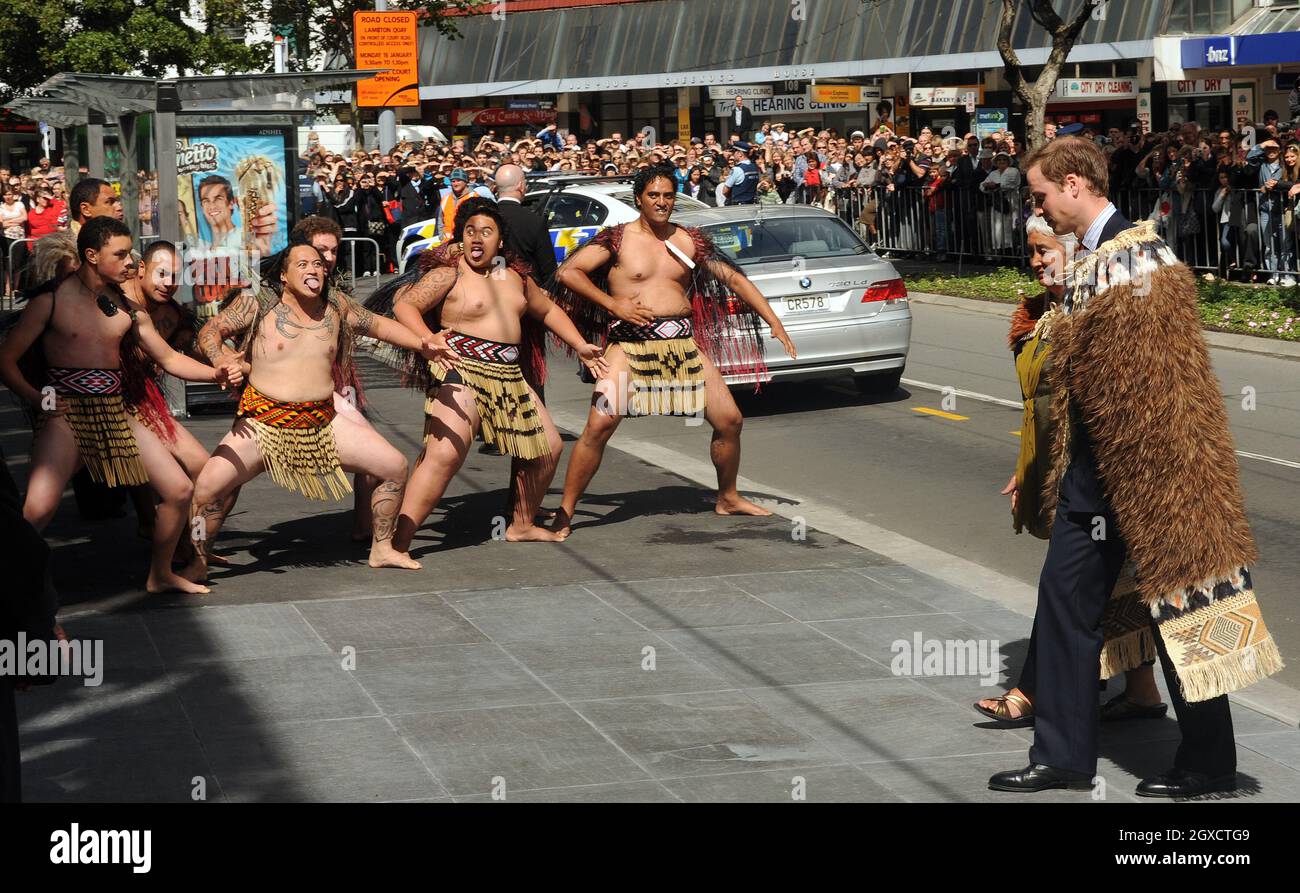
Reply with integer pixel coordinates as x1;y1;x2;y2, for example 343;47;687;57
397;175;711;273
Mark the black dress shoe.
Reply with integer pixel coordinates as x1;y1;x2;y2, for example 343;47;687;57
1135;768;1237;798
989;763;1093;793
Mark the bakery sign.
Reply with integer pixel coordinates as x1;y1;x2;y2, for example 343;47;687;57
1054;78;1139;101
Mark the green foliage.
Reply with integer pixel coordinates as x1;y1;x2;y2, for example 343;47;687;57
253;0;488;71
0;0;263;97
0;0;486;98
905;269;1300;342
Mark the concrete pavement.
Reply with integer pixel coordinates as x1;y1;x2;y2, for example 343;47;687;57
4;347;1299;802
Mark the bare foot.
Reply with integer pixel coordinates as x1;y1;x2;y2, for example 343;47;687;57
368;541;422;569
549;507;573;541
715;493;773;517
177;555;209;584
147;571;211;595
505;523;564;542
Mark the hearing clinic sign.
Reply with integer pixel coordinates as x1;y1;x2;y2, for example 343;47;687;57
713;85;881;117
354;11;420;108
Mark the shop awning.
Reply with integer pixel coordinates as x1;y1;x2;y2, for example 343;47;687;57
1234;4;1300;35
418;0;1165;99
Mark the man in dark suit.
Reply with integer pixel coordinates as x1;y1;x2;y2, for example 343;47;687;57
990;137;1239;798
493;163;556;286
728;96;754;141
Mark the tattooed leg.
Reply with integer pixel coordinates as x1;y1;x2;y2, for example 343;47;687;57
366;479;419;569
332;411;420;570
180;421;266;584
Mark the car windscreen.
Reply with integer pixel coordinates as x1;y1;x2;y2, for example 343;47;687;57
699;215;870;264
609;189;709;212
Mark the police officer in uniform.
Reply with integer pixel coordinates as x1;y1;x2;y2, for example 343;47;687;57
722;144;761;206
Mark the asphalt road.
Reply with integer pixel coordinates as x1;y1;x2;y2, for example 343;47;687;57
543;296;1300;691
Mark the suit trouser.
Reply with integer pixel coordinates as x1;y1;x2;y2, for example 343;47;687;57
1029;456;1236;776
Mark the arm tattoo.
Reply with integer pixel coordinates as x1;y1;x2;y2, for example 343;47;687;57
348;304;376;336
398;267;456;315
199;292;258;363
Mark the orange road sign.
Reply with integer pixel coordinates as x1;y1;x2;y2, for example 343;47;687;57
354;11;420;108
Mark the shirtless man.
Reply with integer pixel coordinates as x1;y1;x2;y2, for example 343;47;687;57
387;199;606;549
121;240;237;565
0;217;242;594
291;216;380;542
549;163;796;537
187;241;438;580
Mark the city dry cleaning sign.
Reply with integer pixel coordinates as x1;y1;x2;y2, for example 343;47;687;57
354;11;420;107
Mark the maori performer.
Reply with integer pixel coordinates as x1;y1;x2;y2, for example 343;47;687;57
290;216;381;542
370;198;606;547
187;238;440;580
989;138;1282;798
546;163;796;537
0;217;243;594
121;240;238;566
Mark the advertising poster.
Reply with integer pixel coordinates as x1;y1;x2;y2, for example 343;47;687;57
974;108;1009;139
175;130;293;315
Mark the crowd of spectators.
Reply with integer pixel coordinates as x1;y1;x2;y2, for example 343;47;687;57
0;160;70;298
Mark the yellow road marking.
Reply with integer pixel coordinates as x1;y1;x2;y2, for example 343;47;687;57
912;406;969;421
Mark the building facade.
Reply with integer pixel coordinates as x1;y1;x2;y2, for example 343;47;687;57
395;0;1298;143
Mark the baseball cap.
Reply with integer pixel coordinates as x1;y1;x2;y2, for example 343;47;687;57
1058;123;1085;136
850;130;865;139
450;168;468;181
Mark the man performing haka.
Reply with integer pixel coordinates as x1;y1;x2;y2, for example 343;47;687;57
371;198;606;548
548;163;797;538
0;218;243;594
186;238;440;580
290;216;381;542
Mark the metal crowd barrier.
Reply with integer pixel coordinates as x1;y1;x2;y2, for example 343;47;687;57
4;237;36;310
341;236;382;281
825;182;1300;280
833;185;1028;266
1111;186;1299;280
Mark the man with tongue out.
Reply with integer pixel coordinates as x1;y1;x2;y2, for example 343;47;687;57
187;240;444;580
374;198;607;548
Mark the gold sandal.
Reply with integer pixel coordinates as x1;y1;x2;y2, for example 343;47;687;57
973;691;1035;727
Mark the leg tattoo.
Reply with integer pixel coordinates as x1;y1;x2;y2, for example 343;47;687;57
370;480;402;544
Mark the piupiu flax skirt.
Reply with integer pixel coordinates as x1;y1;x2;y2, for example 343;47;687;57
426;332;549;460
608;317;706;417
43;367;149;488
238;381;351;502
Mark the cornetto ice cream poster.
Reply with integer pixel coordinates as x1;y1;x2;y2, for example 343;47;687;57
175;133;290;310
175;134;288;255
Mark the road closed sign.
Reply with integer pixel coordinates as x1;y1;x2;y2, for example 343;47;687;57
354;11;419;107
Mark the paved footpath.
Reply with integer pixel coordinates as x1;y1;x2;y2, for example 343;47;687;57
5;356;1299;803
